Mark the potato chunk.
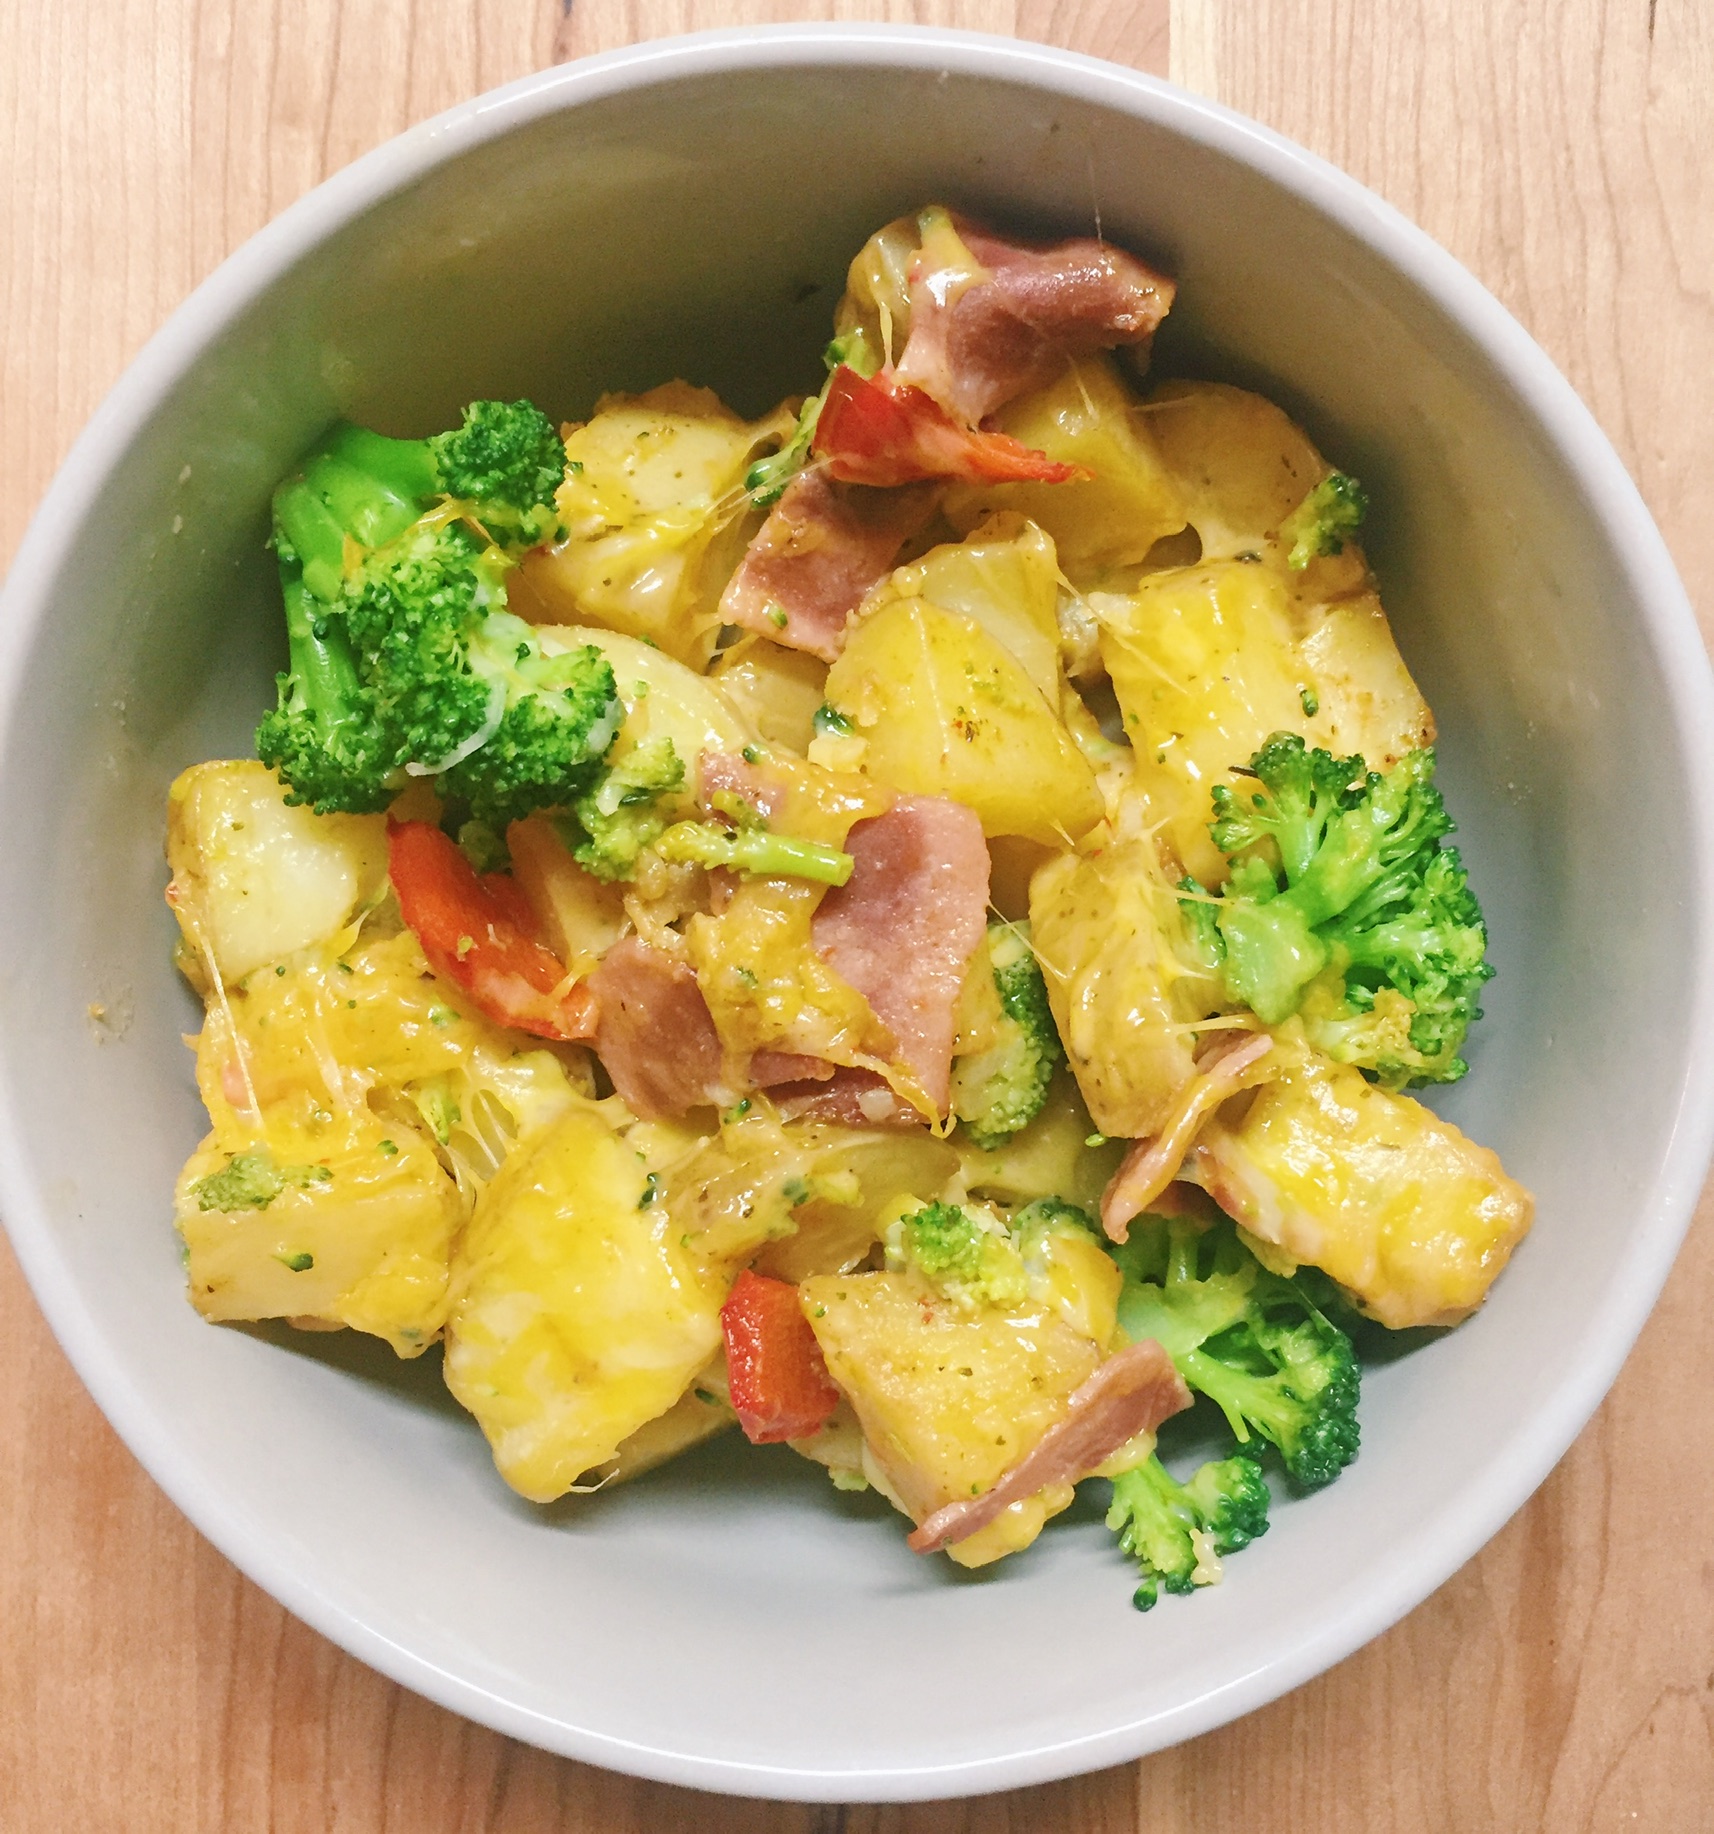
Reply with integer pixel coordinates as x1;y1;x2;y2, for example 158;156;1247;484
1096;561;1312;886
176;1118;459;1356
1029;841;1220;1138
1192;1045;1534;1328
945;358;1187;578
826;596;1102;845
862;513;1063;703
1095;561;1431;885
1146;379;1330;563
709;640;829;753
444;1106;727;1501
800;1270;1102;1567
515;383;786;666
166;760;387;985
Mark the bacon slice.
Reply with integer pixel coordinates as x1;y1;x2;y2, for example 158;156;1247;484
907;1340;1191;1554
811;796;990;1115
1100;1031;1276;1243
895;218;1176;426
770;1065;922;1128
585;936;736;1120
749;1050;835;1087
718;470;938;662
811;366;1089;488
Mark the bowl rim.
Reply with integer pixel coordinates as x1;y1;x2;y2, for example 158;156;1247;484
2;21;1711;1803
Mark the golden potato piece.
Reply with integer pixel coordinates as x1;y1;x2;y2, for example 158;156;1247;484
1097;560;1311;886
827;596;1102;846
1030;842;1219;1139
800;1270;1102;1567
444;1106;726;1501
176;1118;459;1357
1192;1046;1534;1328
166;760;387;986
516;383;784;667
709;639;829;753
946;358;1187;578
863;513;1063;704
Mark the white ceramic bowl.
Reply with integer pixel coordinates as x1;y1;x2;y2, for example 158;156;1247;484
1;24;1710;1803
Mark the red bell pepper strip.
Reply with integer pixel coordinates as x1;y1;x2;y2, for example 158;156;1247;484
811;365;1092;488
387;819;597;1042
721;1269;842;1444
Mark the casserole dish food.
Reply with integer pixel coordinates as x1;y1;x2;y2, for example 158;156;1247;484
0;26;1707;1801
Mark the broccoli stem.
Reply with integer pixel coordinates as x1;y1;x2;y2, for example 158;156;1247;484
654;821;854;885
1177;1345;1302;1458
279;571;368;744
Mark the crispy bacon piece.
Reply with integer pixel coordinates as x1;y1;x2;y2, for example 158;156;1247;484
718;470;938;662
811;366;1089;488
907;1340;1192;1554
769;1066;921;1129
811;796;990;1116
1100;1031;1277;1242
749;1050;836;1087
584;936;736;1120
721;1269;842;1444
387;820;596;1043
895;218;1176;426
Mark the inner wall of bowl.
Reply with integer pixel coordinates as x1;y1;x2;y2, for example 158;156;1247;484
0;57;1695;1787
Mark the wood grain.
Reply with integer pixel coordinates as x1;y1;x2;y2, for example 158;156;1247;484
2;2;1710;1828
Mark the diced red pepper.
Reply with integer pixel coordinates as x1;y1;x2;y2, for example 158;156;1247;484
387;819;598;1043
721;1269;842;1444
811;365;1092;488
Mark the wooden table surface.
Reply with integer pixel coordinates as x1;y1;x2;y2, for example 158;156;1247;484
4;2;1712;1828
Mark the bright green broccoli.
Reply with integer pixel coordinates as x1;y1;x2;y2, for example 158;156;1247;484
190;1149;331;1213
884;1199;1029;1311
258;401;624;825
1280;471;1368;570
1111;1212;1360;1491
1106;1450;1271;1610
561;738;687;881
652;793;854;884
745;329;883;508
950;923;1065;1149
1190;733;1492;1085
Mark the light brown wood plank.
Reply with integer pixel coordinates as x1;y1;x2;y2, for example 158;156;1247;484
2;0;1710;1828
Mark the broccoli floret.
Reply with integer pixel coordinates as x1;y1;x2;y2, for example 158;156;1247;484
429;399;567;543
885;1199;1029;1311
1280;471;1368;570
255;575;396;814
259;402;624;823
1107;1450;1271;1610
1112;1213;1360;1491
950;923;1065;1149
190;1149;331;1213
1010;1196;1100;1244
652;815;853;885
562;738;686;881
745;329;883;508
1195;734;1492;1084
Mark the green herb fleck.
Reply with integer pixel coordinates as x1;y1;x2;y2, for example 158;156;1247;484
1300;688;1320;718
638;1173;661;1210
277;1251;315;1273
